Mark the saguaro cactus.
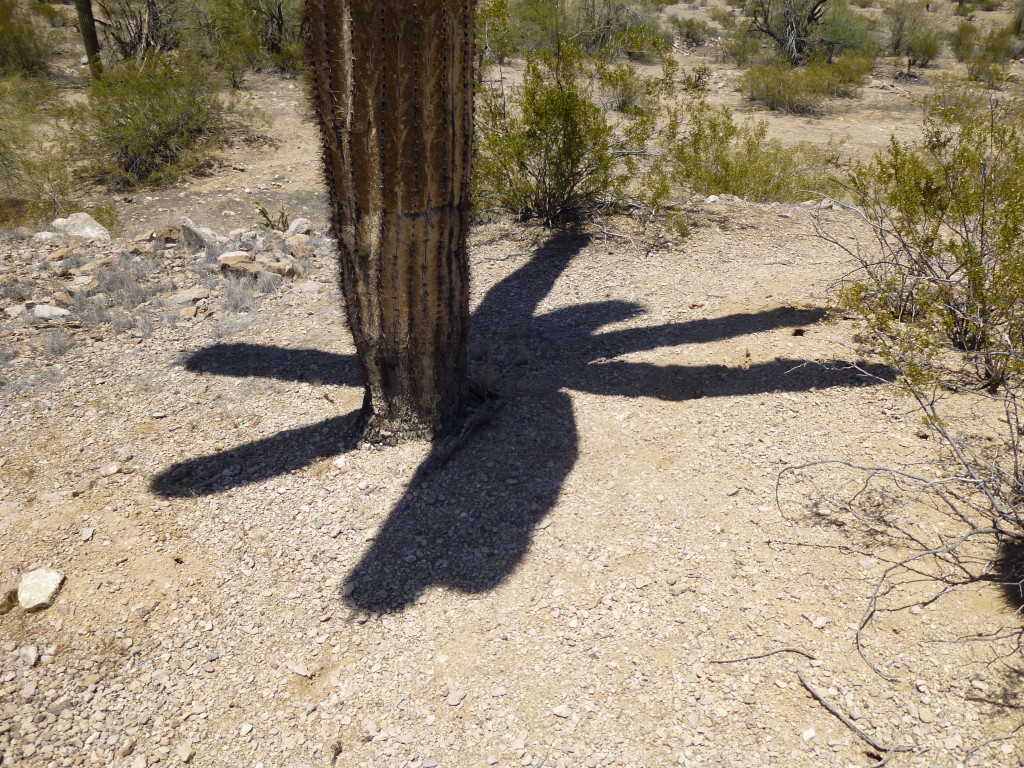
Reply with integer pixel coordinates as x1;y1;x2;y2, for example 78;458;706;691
307;0;476;444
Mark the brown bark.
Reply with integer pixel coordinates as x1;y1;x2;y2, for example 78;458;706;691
307;0;475;444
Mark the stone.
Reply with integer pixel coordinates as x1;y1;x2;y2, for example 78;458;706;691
285;233;310;246
164;287;209;306
155;225;180;244
33;231;60;241
14;644;39;667
293;280;328;294
3;304;25;319
285;217;313;237
705;195;719;203
239;723;253;736
80;527;95;542
802;728;816;742
219;253;263;278
255;253;295;277
175;743;195;763
17;568;66;611
180;217;218;251
76;256;116;275
285;661;311;678
32;305;71;321
98;463;120;477
446;684;466;706
288;244;315;260
51;212;110;242
552;705;571;718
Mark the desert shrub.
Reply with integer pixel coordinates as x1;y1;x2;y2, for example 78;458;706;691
200;0;307;75
708;6;737;29
966;27;1016;82
0;0;54;75
907;25;942;67
744;0;830;65
836;84;1024;391
224;275;257;311
950;19;980;62
720;23;762;65
42;329;75;358
817;0;877;60
672;16;717;47
741;54;870;114
95;253;161;309
1014;0;1024;36
599;60;666;113
881;0;943;73
682;63;712;91
96;0;183;59
742;63;825;113
0;77;76;225
478;0;516;67
655;96;836;202
72;55;230;189
474;47;619;224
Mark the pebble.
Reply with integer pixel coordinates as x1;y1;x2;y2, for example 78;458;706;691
80;527;95;542
239;723;254;736
17;568;65;611
552;705;571;718
98;463;120;477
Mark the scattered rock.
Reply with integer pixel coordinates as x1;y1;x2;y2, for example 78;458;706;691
32;305;71;321
239;723;253;736
17;568;66;611
446;683;466;706
219;252;263;278
175;743;195;763
98;463;120;477
552;705;572;718
285;218;313;237
80;527;95;542
13;644;39;667
51;212;110;242
180;217;218;251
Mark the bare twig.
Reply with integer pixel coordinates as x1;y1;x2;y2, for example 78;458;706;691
710;647;818;664
797;670;915;755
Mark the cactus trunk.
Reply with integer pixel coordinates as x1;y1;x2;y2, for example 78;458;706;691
307;0;475;443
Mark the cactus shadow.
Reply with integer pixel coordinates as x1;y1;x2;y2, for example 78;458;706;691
151;230;893;612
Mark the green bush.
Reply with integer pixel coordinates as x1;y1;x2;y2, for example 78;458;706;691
720;24;761;65
836;83;1024;390
0;76;74;225
741;54;870;114
656;96;838;202
672;16;717;47
474;47;619;224
883;0;937;62
73;55;231;189
742;64;825;114
817;0;877;60
907;26;942;67
96;0;183;59
949;19;979;62
0;0;54;74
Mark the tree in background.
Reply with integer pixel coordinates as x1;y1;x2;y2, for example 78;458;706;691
744;0;829;65
306;0;476;444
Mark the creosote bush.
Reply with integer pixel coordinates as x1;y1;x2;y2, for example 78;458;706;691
0;0;54;75
652;96;840;203
72;55;231;189
835;83;1024;392
741;53;872;114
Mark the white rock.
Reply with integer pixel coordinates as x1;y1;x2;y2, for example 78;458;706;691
239;723;253;736
80;527;95;542
180;217;218;251
18;568;66;611
285;217;313;237
98;463;120;477
552;705;572;718
705;195;719;203
51;212;110;242
802;728;816;742
33;231;61;241
32;305;71;321
14;644;39;667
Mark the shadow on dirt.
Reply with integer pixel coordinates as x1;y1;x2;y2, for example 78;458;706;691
151;230;893;611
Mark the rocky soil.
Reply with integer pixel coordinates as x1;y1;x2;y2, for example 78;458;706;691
2;194;1022;768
